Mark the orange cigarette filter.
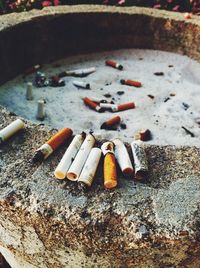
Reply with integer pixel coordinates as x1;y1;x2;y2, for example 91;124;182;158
120;79;142;88
47;128;73;150
117;102;135;111
105;60;123;70
105;116;121;127
104;153;118;189
83;97;102;112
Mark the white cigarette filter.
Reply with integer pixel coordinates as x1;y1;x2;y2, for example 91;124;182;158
0;119;24;144
73;80;90;89
26;82;33;100
67;67;96;76
131;140;148;180
101;141;115;155
37;99;45;120
78;148;102;187
54;134;85;179
100;103;118;112
67;133;96;181
113;138;134;176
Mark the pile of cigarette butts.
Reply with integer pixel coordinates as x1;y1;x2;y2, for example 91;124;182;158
24;60;141;119
0;119;148;189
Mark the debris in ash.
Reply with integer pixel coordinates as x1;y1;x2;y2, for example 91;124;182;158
117;91;124;95
120;123;127;129
135;129;152;141
170;93;176;97
164;97;170;102
182;102;190;110
34;72;49;87
104;93;112;98
168;65;174;68
181;126;195;137
147;94;155;99
154;72;164;76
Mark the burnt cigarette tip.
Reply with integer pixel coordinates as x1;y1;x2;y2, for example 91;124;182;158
118;65;123;70
32;151;45;163
120;79;125;85
86;84;90;89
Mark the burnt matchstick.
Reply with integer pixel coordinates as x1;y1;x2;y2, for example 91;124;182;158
120;79;142;88
181;126;195;137
0;119;25;146
105;60;123;70
32;128;73;163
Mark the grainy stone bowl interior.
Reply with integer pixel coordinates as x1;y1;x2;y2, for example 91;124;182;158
0;6;200;268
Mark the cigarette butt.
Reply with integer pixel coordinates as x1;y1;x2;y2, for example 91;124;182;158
101;116;121;129
105;60;123;70
101;141;115;155
36;100;45;120
117;102;135;112
104;153;118;189
100;103;118;112
67;133;95;181
78;147;102;187
134;129;152;142
59;67;96;78
120;79;142;87
131;140;148;180
54;133;85;179
24;64;41;76
83;97;102;112
26;82;33;100
0;119;24;144
113;138;134;176
73;81;90;89
32;128;73;163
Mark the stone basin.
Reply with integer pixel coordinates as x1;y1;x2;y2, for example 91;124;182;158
0;5;200;268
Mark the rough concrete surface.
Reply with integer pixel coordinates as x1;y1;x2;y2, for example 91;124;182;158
0;5;200;268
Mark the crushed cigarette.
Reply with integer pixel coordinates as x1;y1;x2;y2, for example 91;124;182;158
131;140;148;180
101;116;121;130
32;128;73;163
134;129;152;141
